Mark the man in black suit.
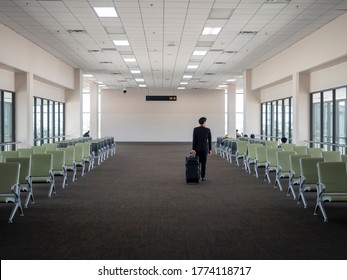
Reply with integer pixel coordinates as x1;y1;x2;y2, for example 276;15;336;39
191;117;212;181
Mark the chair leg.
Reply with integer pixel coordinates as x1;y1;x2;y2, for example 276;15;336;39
48;179;56;197
25;181;35;208
265;168;271;183
314;199;328;222
8;193;24;223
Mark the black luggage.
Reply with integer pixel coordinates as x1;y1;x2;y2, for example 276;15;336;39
185;154;200;183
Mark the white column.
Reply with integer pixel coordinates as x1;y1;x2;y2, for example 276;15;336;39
15;72;34;147
243;69;261;137
292;72;310;145
89;82;98;139
227;83;236;138
65;68;83;138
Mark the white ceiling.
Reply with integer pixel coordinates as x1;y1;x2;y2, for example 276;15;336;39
1;0;347;91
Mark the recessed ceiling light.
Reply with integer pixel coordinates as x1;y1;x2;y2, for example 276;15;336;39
131;69;141;74
180;82;188;85
124;58;136;62
183;75;192;79
135;78;144;82
193;50;207;56
139;84;147;87
177;87;185;90
202;27;221;35
83;74;93;77
113;40;129;46
93;7;118;18
226;79;236;82
187;64;199;69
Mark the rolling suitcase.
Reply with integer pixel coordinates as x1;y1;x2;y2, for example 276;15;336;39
185;154;200;183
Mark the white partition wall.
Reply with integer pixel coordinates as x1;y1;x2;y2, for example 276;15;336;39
100;89;225;142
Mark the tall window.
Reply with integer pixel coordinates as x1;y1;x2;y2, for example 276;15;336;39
261;97;292;142
0;90;15;150
33;97;65;146
82;92;90;134
235;92;244;135
311;86;347;153
224;91;228;135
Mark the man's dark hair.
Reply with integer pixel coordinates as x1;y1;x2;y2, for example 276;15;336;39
198;117;207;124
281;137;287;143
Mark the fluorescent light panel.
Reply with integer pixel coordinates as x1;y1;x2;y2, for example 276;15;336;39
94;7;118;17
124;58;136;62
202;27;222;35
113;40;129;46
131;70;141;74
187;64;199;69
193;50;207;56
183;75;192;79
139;84;147;87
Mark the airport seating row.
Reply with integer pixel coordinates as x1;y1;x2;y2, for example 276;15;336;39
0;137;116;223
215;137;347;222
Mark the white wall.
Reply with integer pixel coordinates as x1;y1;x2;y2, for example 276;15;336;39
100;89;224;142
245;12;347;144
0;69;15;91
0;23;74;89
310;60;347;92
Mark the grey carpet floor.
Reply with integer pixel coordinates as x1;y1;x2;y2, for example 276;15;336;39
1;142;347;260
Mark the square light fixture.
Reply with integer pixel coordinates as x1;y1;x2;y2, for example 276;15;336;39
93;7;118;17
113;40;129;46
202;27;221;35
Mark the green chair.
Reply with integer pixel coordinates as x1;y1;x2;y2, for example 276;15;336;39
289;154;311;200
245;143;263;175
307;147;323;157
226;139;237;164
72;143;86;177
58;147;76;183
316;162;347;222
298;157;324;208
265;148;283;183
31;145;47;154
46;150;67;189
274;151;296;191
342;155;347;163
322;151;341;162
29;153;55;198
18;148;33;158
6;157;32;208
282;143;295;151
0;162;23;223
0;151;19;162
82;142;93;172
42;143;57;151
235;140;248;167
255;146;267;179
265;140;278;149
293;145;308;155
